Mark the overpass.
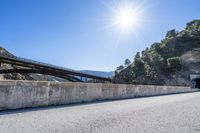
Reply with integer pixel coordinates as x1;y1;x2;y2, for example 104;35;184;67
0;55;111;83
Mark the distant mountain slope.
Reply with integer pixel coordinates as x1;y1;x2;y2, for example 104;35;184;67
80;70;114;78
113;20;200;86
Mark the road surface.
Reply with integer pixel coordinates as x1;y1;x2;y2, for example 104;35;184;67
0;92;200;133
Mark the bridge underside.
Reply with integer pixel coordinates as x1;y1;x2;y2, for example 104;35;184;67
0;69;85;82
0;56;111;83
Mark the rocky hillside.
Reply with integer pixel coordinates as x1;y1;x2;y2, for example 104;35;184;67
0;47;34;80
0;47;28;80
0;47;67;81
113;20;200;86
0;47;14;57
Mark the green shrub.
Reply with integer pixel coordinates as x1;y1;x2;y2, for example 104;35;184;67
167;57;182;71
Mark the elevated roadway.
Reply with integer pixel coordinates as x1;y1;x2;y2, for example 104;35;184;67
0;55;111;82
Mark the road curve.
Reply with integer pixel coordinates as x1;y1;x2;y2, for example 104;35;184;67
0;92;200;133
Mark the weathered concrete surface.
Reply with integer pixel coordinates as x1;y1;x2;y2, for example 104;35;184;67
1;92;200;133
0;80;196;110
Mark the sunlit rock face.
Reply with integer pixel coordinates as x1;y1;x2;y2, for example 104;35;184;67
164;49;200;86
0;47;14;57
181;48;200;73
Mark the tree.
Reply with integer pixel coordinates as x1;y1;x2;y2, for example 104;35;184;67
133;52;145;76
135;52;140;59
134;60;144;77
166;29;178;38
124;59;131;67
115;65;124;74
167;57;182;71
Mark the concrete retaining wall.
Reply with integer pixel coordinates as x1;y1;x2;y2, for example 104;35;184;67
0;80;194;111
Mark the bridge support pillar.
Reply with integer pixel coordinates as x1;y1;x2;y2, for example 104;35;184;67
42;75;48;81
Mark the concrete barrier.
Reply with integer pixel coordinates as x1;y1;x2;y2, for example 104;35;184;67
0;80;195;111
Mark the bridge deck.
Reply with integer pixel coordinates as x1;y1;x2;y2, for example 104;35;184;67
0;55;111;82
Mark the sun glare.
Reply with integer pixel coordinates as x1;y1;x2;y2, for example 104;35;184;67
105;2;145;34
101;1;148;37
115;7;137;31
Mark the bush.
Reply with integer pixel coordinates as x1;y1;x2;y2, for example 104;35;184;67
167;57;182;71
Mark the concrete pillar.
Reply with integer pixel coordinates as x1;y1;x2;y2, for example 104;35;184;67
42;75;48;81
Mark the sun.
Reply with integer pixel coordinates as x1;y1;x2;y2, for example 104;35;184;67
115;7;137;30
102;1;148;36
109;3;142;33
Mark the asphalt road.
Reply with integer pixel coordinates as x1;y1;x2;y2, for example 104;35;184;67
0;92;200;133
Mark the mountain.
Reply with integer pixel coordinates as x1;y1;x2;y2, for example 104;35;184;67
113;20;200;86
80;70;114;78
0;47;33;80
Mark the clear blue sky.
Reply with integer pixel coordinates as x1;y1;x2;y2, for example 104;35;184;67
0;0;199;71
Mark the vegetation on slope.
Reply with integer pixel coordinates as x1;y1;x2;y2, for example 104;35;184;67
113;20;200;86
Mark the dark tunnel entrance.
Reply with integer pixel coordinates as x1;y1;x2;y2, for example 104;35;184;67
194;78;200;88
